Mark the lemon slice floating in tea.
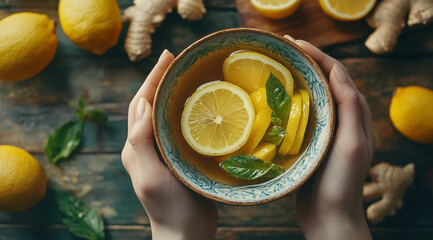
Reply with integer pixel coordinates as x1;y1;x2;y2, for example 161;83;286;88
223;51;294;96
279;89;302;155
181;81;255;156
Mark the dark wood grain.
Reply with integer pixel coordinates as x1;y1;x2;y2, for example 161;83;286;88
2;0;433;239
236;0;371;48
3;0;236;9
0;8;240;57
2;57;433;154
1;225;433;240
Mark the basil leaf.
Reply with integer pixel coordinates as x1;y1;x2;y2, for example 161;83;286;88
72;99;86;120
55;190;105;240
220;155;284;180
262;126;287;145
44;120;83;163
87;110;108;126
263;164;284;178
266;72;291;127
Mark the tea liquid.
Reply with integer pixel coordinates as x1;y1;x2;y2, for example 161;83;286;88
168;47;315;185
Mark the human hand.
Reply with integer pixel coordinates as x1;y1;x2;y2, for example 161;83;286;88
121;50;218;240
285;36;374;239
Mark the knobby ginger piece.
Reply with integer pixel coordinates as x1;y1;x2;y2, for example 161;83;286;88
363;162;415;224
365;0;433;54
123;0;206;61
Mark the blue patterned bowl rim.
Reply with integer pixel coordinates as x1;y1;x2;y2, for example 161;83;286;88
153;28;335;205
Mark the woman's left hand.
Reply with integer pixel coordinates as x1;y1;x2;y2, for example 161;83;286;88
121;50;218;240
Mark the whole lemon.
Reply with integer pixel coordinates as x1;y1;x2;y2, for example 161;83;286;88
0;145;47;212
0;13;57;81
59;0;122;55
389;86;433;144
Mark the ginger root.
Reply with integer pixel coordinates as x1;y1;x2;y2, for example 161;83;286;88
123;0;206;61
363;162;415;224
365;0;433;54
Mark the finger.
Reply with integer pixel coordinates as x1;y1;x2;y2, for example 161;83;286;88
128;97;166;175
283;34;296;42
132;49;175;104
128;50;175;133
121;142;138;183
330;64;365;146
294;40;339;77
359;94;375;160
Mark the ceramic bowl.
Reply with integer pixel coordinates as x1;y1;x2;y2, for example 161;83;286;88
153;28;335;205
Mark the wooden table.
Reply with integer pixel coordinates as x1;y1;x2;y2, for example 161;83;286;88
1;0;433;239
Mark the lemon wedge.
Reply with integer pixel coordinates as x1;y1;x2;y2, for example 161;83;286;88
250;0;303;19
181;81;255;156
223;51;294;97
279;89;302;155
252;142;277;161
319;0;376;21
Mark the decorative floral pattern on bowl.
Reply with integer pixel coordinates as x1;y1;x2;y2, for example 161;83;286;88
154;28;335;205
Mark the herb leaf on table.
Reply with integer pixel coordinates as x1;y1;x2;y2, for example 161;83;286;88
220;155;284;180
45;99;108;164
44;120;84;164
265;72;291;127
55;190;106;240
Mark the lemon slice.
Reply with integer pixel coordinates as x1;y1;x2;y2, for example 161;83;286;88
252;142;277;162
181;81;255;156
319;0;376;21
223;51;294;97
279;90;302;155
250;0;302;19
215;89;272;162
288;89;310;155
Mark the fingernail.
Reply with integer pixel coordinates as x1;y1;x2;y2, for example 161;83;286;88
295;40;313;47
284;35;296;42
332;64;348;84
158;49;169;63
136;97;147;121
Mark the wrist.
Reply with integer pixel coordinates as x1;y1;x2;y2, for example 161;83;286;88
150;219;216;240
301;210;372;240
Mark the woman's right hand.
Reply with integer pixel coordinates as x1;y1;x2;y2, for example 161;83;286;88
285;36;375;240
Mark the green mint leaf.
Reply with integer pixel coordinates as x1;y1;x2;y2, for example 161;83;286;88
266;72;291;127
262;126;287;145
220;155;284;180
44;120;84;163
86;110;108;126
262;164;284;178
72;99;86;120
55;190;106;240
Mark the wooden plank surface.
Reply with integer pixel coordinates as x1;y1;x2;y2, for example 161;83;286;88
1;0;433;239
2;226;433;240
236;0;371;48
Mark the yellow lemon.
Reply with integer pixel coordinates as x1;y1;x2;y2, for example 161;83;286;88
59;0;122;55
250;87;272;112
279;90;302;155
0;13;57;81
250;0;302;19
319;0;376;21
288;89;310;155
389;86;433;144
0;145;47;212
215;90;273;162
181;81;255;156
252;142;277;161
223;51;294;96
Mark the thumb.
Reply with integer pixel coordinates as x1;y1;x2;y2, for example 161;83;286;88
128;97;165;174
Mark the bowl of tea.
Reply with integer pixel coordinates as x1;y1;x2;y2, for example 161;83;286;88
153;28;335;205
